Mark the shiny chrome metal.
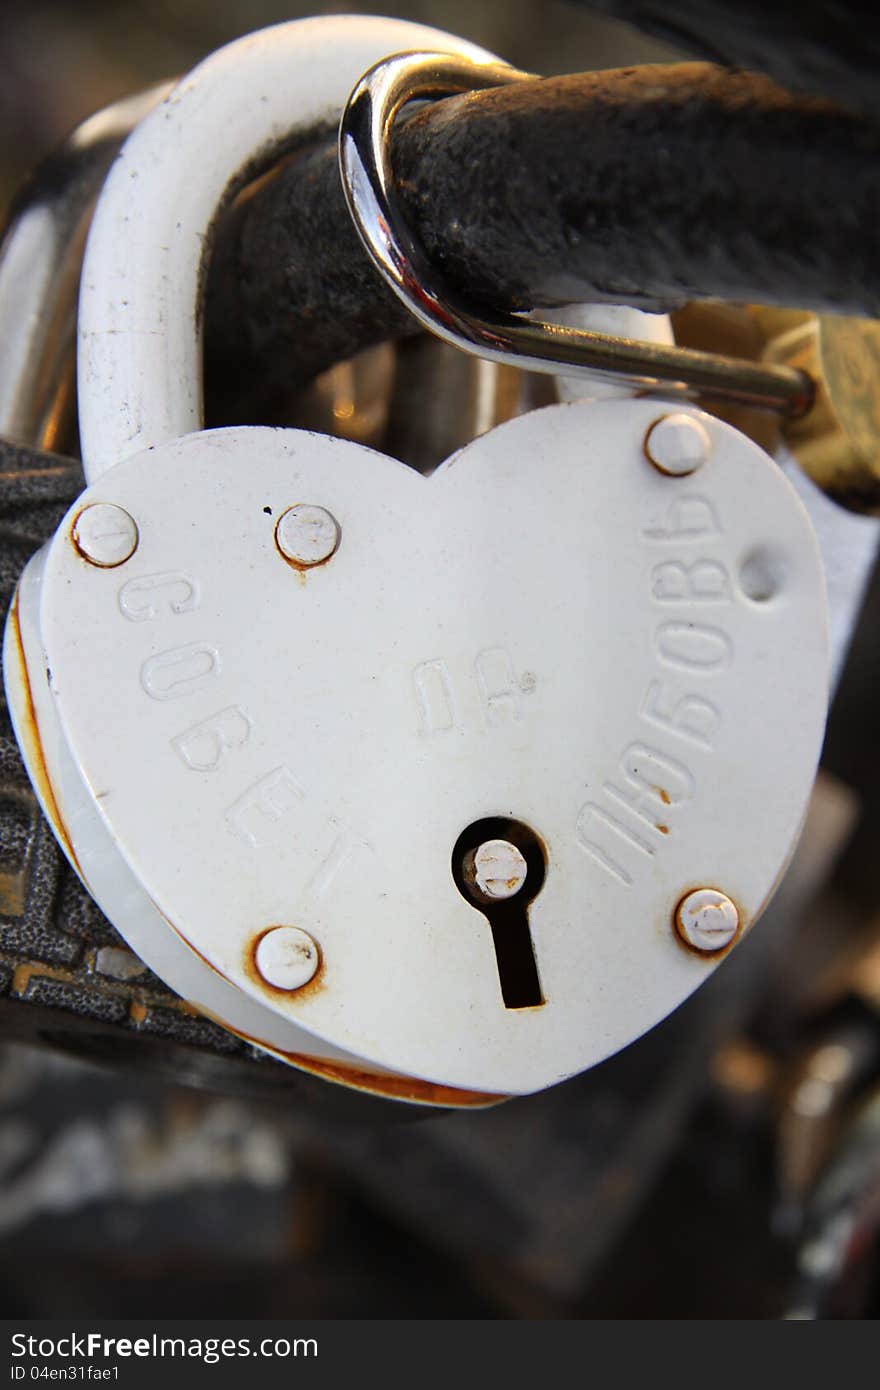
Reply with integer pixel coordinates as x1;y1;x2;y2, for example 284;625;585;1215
0;84;170;453
339;51;814;417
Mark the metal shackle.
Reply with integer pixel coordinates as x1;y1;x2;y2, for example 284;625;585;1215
76;15;501;481
0;86;169;456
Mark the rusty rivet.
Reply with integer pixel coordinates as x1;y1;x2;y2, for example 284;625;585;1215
645;413;711;476
276;505;340;567
464;839;528;903
255;926;319;991
675;888;739;953
72;503;138;567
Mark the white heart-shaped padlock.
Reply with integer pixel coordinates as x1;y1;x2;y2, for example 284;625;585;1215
3;17;830;1104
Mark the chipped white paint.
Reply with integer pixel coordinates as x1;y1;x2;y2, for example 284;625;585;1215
675;889;739;952
94;945;147;981
470;841;528;901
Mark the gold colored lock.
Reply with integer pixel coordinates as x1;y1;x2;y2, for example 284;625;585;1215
673;303;880;515
758;309;880;514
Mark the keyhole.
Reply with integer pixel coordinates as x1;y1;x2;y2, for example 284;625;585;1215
451;817;546;1010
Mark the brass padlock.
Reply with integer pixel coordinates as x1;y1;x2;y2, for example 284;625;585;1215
760;309;880;514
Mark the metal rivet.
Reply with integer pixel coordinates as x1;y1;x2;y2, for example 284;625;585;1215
72;503;138;567
645;413;712;476
465;839;529;902
255;926;320;991
675;888;739;953
275;505;340;567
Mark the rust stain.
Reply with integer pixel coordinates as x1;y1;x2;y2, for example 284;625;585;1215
244;925;326;1002
69;506;138;569
12;960;74;995
671;885;748;959
12;951;198;1023
656;787;671;806
146;899;504;1109
146;894;325;1017
195;999;505;1107
0;870;26;917
0;466;75;484
656;824;670;835
7;591;82;875
144;893;262;1015
273;509;338;579
278;1052;505;1109
6;601;512;1110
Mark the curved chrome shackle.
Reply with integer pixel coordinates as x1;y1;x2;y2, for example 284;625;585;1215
339;49;814;418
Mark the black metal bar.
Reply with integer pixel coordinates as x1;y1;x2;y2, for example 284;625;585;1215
204;62;880;422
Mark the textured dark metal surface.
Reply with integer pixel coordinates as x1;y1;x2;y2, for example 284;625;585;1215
575;1;880;118
205;62;880;421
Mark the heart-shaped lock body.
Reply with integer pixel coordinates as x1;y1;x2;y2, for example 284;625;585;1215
3;16;829;1102
7;400;828;1095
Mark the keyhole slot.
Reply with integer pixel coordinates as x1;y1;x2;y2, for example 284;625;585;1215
451;817;546;1010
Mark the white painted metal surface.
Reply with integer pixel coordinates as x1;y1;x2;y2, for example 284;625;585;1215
14;401;828;1094
556;314;879;693
4;543;406;1085
549;304;675;402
